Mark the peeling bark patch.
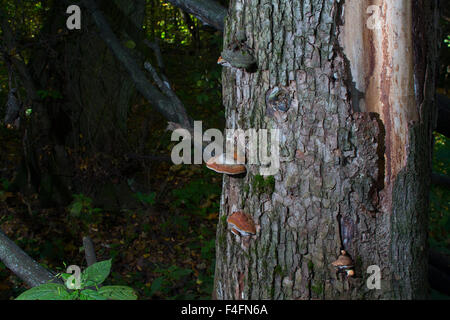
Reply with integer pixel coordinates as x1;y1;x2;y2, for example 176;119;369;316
342;0;418;195
380;35;392;188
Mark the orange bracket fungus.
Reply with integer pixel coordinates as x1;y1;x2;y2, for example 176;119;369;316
227;211;256;236
331;250;355;277
205;152;246;175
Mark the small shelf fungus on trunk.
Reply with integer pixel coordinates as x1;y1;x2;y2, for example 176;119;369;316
227;211;256;237
331;250;355;277
205;151;247;176
217;32;257;71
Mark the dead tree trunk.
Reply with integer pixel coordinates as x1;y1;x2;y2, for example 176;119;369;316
213;0;439;300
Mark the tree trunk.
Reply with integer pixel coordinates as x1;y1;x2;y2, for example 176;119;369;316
213;0;439;300
60;0;146;153
8;0;146;205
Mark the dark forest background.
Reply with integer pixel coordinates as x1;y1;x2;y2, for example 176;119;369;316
0;0;449;300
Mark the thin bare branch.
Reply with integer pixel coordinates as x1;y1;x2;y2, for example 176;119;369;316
165;0;227;31
143;39;171;86
81;0;193;131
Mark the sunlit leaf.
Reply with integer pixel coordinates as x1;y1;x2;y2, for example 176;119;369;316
16;283;72;300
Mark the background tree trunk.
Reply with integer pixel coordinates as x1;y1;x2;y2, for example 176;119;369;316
10;0;146;206
213;0;439;300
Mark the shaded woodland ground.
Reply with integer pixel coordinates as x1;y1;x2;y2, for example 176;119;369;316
0;0;449;300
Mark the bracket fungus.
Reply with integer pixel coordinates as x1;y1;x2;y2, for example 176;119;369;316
331;250;355;277
217;56;233;68
205;152;246;175
217;35;256;70
227;211;256;236
230;227;240;236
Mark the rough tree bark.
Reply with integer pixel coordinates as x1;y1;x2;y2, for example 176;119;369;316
213;0;439;299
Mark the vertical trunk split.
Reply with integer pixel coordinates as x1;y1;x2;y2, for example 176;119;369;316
214;0;438;299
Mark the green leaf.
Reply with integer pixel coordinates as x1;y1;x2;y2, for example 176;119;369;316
98;286;138;300
16;283;72;300
59;272;71;281
79;289;107;300
70;201;83;216
172;269;191;280
81;259;112;286
36;90;48;99
135;192;156;205
149;276;164;296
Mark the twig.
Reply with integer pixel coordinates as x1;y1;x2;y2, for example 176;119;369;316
143;39;171;86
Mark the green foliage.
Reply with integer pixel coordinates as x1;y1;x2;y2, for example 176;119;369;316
134;191;156;205
148;264;193;299
144;1;195;45
69;194;102;217
171;179;220;217
0;178;10;191
36;89;63;100
97;286;137;300
0;0;48;41
123;40;136;49
79;289;107;300
445;35;450;48
0;178;12;202
16;283;72;300
430;133;450;253
433;133;450;175
200;239;215;260
160;214;189;233
16;260;137;300
81;259;112;288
